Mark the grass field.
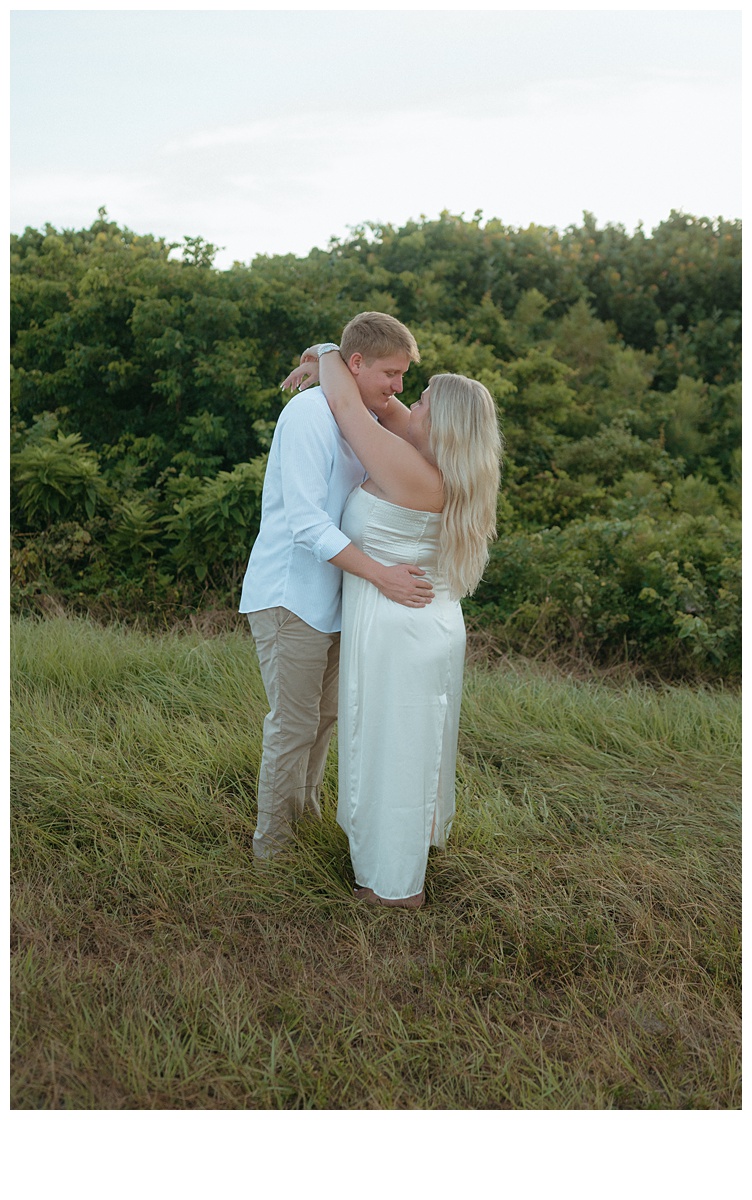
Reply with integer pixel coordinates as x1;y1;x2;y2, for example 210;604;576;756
9;615;741;1109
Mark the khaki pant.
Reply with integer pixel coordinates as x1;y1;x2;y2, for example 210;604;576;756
248;607;340;859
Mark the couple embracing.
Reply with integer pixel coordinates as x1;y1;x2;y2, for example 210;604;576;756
240;312;502;908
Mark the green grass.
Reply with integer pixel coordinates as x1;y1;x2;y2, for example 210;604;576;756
10;615;741;1109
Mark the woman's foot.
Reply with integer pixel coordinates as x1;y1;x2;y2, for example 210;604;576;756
353;886;425;909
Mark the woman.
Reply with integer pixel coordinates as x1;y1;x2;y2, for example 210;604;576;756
282;344;502;908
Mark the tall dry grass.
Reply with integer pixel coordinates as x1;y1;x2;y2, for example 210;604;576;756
10;616;741;1109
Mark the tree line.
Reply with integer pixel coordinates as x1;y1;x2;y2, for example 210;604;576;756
10;207;741;676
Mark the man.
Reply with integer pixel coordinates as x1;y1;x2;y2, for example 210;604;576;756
240;311;433;859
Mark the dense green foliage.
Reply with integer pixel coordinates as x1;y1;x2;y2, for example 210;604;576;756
10;207;741;675
11;618;741;1109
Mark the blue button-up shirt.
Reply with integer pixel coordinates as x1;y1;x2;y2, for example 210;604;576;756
239;387;366;632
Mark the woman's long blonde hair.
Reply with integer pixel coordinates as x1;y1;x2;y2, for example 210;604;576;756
427;374;503;600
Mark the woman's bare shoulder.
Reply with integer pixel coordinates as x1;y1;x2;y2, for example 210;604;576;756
363;468;443;513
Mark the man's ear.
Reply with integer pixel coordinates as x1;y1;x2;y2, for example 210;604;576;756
347;352;363;375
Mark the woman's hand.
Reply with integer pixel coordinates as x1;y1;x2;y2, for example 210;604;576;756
280;345;321;392
280;361;319;392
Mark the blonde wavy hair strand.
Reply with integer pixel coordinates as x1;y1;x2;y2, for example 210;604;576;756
427;374;503;600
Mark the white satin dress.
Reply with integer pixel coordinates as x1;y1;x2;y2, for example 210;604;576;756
337;486;466;900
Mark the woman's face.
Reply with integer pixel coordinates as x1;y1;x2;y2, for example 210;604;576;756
408;387;431;446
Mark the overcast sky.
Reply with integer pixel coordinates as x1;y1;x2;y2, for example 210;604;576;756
10;4;743;269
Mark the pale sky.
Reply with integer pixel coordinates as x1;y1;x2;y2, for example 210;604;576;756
9;4;743;268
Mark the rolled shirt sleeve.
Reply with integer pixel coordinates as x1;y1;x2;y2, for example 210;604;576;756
278;403;352;562
238;388;366;631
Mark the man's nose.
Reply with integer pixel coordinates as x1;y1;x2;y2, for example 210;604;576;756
391;376;403;394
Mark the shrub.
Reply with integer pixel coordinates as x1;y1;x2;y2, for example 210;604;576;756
471;513;740;674
11;432;110;529
163;458;267;587
107;497;164;566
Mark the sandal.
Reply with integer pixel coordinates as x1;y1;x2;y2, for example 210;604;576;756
353;886;425;909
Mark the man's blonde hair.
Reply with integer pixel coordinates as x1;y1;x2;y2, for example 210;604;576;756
427;374;503;600
340;311;420;365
